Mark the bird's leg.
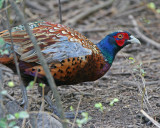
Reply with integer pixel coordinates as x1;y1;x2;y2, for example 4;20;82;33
38;83;83;119
44;95;60;116
37;79;61;115
44;94;83;119
19;74;33;106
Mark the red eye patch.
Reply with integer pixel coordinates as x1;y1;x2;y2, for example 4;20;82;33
114;32;129;47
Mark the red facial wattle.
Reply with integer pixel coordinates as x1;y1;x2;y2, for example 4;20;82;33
114;32;129;47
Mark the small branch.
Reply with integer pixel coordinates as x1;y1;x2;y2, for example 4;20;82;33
70;85;94;96
114;6;146;18
40;86;45;112
8;1;67;127
5;93;15;101
71;95;83;128
129;15;160;49
5;0;28;110
0;69;6;118
140;110;160;128
58;0;62;24
65;0;113;25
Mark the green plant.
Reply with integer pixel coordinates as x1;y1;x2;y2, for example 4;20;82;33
0;38;9;56
133;62;146;77
26;81;34;90
39;83;45;88
0;111;29;128
0;0;4;9
76;112;91;128
69;106;74;111
109;98;119;106
8;81;15;87
147;2;160;13
129;57;146;77
95;102;104;112
0;78;29;128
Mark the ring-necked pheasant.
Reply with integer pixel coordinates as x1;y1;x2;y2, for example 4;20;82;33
0;21;140;95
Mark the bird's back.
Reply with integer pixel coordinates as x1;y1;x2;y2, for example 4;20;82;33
0;21;109;85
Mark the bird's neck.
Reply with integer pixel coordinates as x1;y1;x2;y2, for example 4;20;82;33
96;36;120;64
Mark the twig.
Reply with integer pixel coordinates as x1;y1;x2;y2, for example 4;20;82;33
58;0;62;24
65;0;113;25
5;0;28;110
70;85;94;96
25;0;48;12
21;118;27;128
73;92;94;96
139;75;152;111
5;93;15;101
40;86;45;112
122;54;152;112
129;15;160;49
122;81;160;87
8;1;68;127
0;69;6;118
140;110;160;128
114;6;146;18
0;0;21;13
71;95;83;128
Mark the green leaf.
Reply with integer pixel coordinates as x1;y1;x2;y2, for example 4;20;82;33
7;114;15;120
0;37;5;46
95;102;103;112
95;102;102;108
26;81;34;90
129;57;135;63
1;90;7;95
14;113;19;119
2;50;9;55
8;121;16;127
156;9;160;13
109;98;119;106
13;126;20;128
129;57;134;60
8;81;15;87
0;0;4;9
76;119;83;128
76;112;92;127
81;112;88;118
14;111;29;119
70;106;74;111
133;68;138;72
0;118;7;128
39;83;45;88
147;2;156;10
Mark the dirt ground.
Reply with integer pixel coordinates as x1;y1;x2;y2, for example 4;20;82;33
0;0;160;128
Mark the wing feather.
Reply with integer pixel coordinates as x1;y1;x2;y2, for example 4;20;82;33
0;21;96;64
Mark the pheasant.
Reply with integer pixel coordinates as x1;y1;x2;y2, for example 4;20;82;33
0;21;140;95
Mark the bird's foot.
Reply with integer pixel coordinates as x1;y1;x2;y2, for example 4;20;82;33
19;98;28;109
64;110;84;119
44;95;84;119
53;107;84;119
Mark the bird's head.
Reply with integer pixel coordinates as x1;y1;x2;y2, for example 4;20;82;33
97;31;140;64
107;31;141;48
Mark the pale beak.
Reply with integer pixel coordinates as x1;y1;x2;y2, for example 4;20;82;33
128;35;141;44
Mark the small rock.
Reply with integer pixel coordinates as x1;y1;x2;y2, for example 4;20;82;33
6;101;23;114
156;103;160;107
29;112;63;128
5;101;23;126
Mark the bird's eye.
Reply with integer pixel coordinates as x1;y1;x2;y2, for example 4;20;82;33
118;34;123;39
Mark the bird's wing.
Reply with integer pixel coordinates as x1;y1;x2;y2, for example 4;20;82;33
0;21;94;64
